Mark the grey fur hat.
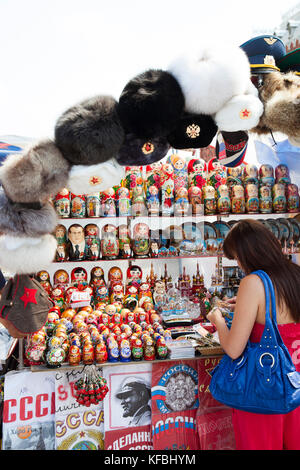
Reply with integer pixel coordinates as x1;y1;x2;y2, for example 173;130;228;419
0;187;58;237
54;95;125;166
0;139;70;204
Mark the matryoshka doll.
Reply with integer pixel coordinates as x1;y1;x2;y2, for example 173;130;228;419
187;158;207;190
161;162;175;216
188;186;203;215
146;184;160;216
53;269;70;293
54;188;70;218
145;163;162;199
110;283;124;304
124;166;143;192
243;164;259;187
101;187;116;217
71;267;88;289
118;224;131;259
272;183;287;213
286;183;300;213
116;186;131;217
84;224;100;261
259;185;272;214
90;266;105;289
217;184;231;215
86;192;101;218
203;185;217;215
36;271;52;296
131;184;147;217
126;265;143;286
207;158;227;189
94;284;109;305
231;185;245;214
275;164;291;186
54;224;68;262
245;183;259;213
259;164;275;188
70;193;86;218
132;222;150;258
226;166;243;194
169;153;188;193
174;187;189;216
101;224;119;259
108;266;123;294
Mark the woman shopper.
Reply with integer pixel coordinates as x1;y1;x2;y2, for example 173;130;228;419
207;219;300;450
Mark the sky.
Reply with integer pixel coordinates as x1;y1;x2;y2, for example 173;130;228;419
0;0;299;139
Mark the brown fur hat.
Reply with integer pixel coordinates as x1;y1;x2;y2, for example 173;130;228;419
252;71;300;138
0;139;70;203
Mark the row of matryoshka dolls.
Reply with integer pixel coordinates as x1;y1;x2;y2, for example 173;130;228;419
53;161;299;219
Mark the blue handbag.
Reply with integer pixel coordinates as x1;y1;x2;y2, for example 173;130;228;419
209;270;300;414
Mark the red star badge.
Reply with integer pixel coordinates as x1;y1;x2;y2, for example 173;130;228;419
89;176;102;185
240;108;251;119
20;287;38;308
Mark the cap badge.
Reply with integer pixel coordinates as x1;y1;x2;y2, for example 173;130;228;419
89;175;102;186
264;55;276;66
20;287;38;308
142;142;155;154
264;37;277;45
240;108;252;119
186;124;201;139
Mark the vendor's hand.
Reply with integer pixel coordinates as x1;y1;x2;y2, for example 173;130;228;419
207;307;225;326
225;296;237;308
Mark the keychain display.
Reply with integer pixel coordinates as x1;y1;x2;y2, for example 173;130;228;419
74;365;109;406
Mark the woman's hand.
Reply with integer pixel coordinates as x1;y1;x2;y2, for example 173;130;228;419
224;296;237;308
207;307;225;326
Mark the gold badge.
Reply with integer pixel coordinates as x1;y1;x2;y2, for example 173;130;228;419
264;55;276;66
142;142;155;154
264;37;277;45
239;108;252;119
89;175;102;185
186;124;201;139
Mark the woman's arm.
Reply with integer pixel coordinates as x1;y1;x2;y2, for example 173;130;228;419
207;274;263;359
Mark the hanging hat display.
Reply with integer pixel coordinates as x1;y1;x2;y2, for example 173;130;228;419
167;112;218;149
67;158;125;195
168;42;251;115
116;133;170;166
117;69;185;139
55;95;125;166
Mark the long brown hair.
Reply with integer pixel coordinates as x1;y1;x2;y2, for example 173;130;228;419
223;219;300;322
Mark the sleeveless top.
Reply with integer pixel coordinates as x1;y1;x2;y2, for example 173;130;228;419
250;322;300;372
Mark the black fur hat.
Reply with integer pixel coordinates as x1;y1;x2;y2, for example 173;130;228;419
117;69;185;139
116;133;170;166
167;112;218;149
55;95;125;166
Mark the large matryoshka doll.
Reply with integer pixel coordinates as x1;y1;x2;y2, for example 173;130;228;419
54;188;70;218
131;222;150;258
226;166;243;195
231;185;245;214
126;264;143;287
53;269;70;292
259;164;275;188
108;266;123;295
90;266;105;291
272;183;287;213
84;223;100;261
286;183;300;213
259;185;272;214
245;183;259;214
86;192;101;218
207;158;227;189
54;224;68;262
243;164;259;187
203;185;217;215
217;184;231;215
101;224;119;259
118;224;132;259
161;162;174;216
187;158;207;190
169;153;188;193
71;267;88;289
116;186;131;217
36;271;52;296
275;164;291;186
146;184;160;216
70;193;86;218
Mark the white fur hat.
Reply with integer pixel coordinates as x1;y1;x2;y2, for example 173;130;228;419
0;234;57;274
214;94;264;132
67;158;125;195
168;43;251;115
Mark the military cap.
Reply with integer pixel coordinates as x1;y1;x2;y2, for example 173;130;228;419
240;35;286;73
277;48;300;75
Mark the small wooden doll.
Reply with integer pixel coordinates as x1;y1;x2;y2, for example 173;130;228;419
259;185;273;214
101;224;119;259
53;269;70;292
169;153;188;193
146;184;160;216
116;186;131;216
86;192;101;218
231;185;246;214
207;158;227;189
226;167;243;194
70;193;86;218
54;188;70;218
217;184;231;215
275;164;291;186
188;186;203;215
272;183;287;213
203;185;217;215
245;183;259;213
84;223;100;261
174;187;190;216
161;162;175;216
243;164;259;187
118;224;132;259
101;188;116;217
71;267;88;289
187;158;207;189
36;271;52;296
286;183;300;213
131;185;147;217
54;224;68;262
259;164;275;188
131;223;150;258
108;266;123;293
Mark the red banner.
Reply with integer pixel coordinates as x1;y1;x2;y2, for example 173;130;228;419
105;425;152;450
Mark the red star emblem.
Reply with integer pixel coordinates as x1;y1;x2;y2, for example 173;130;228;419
89;176;102;185
240;108;251;119
20;287;38;308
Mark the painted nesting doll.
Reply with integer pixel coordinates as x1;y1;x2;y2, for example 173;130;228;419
117;186;131;217
187;158;207;190
286;183;300;213
70;193;86;218
217;184;231;215
275;164;291;186
101;187;116;217
203;185;217;215
161;162;175;216
231;185;245;214
54;224;68;262
259;164;275;188
86;192;101;218
273;183;287;213
132;223;150;258
54;188;70;218
245;183;259;213
259;185;272;214
84;223;100;261
101;224;119;259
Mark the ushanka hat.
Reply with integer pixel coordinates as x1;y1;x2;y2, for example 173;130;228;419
277;48;300;75
214;130;248;167
55;95;125;166
116;133;170;166
167;112;218;149
0;274;53;336
117;69;185;139
67;158;125;195
0;139;70;204
240;35;286;74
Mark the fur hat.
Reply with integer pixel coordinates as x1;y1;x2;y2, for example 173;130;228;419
167;112;217;149
0;187;58;238
0;139;70;204
0;234;57;274
252;71;300;137
168;43;251;115
117;69;185;139
55;95;125;165
214;94;264;132
116;133;169;166
67;159;125;194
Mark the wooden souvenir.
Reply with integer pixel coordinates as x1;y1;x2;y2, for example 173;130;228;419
203;185;217;215
94;284;109;304
71;267;88;289
101;224;119;259
286;184;300;213
108;266;123;293
116;186;131;217
174;187;189;216
118;224;131;259
131;185;147;216
207;158;227;189
259;185;272;214
272;183;287;213
101;188;116;217
187;158;207;189
126;265;143;285
110;283;124;304
132;223;150;258
161;162;175;216
54;188;70;218
188;186;203;215
67;224;86;261
53;269;70;291
243;164;259;187
149;230;160;258
231;185;245;214
124;166;143;192
275;164;291;186
54;224;68;262
146;185;160;216
259;164;275;188
169;153;188;193
226;166;243;193
245;183;259;213
36;271;52;296
217;184;231;215
84;223;100;261
70;193;86;218
86;192;101;217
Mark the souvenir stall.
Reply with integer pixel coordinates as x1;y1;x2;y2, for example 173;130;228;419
1;35;300;451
